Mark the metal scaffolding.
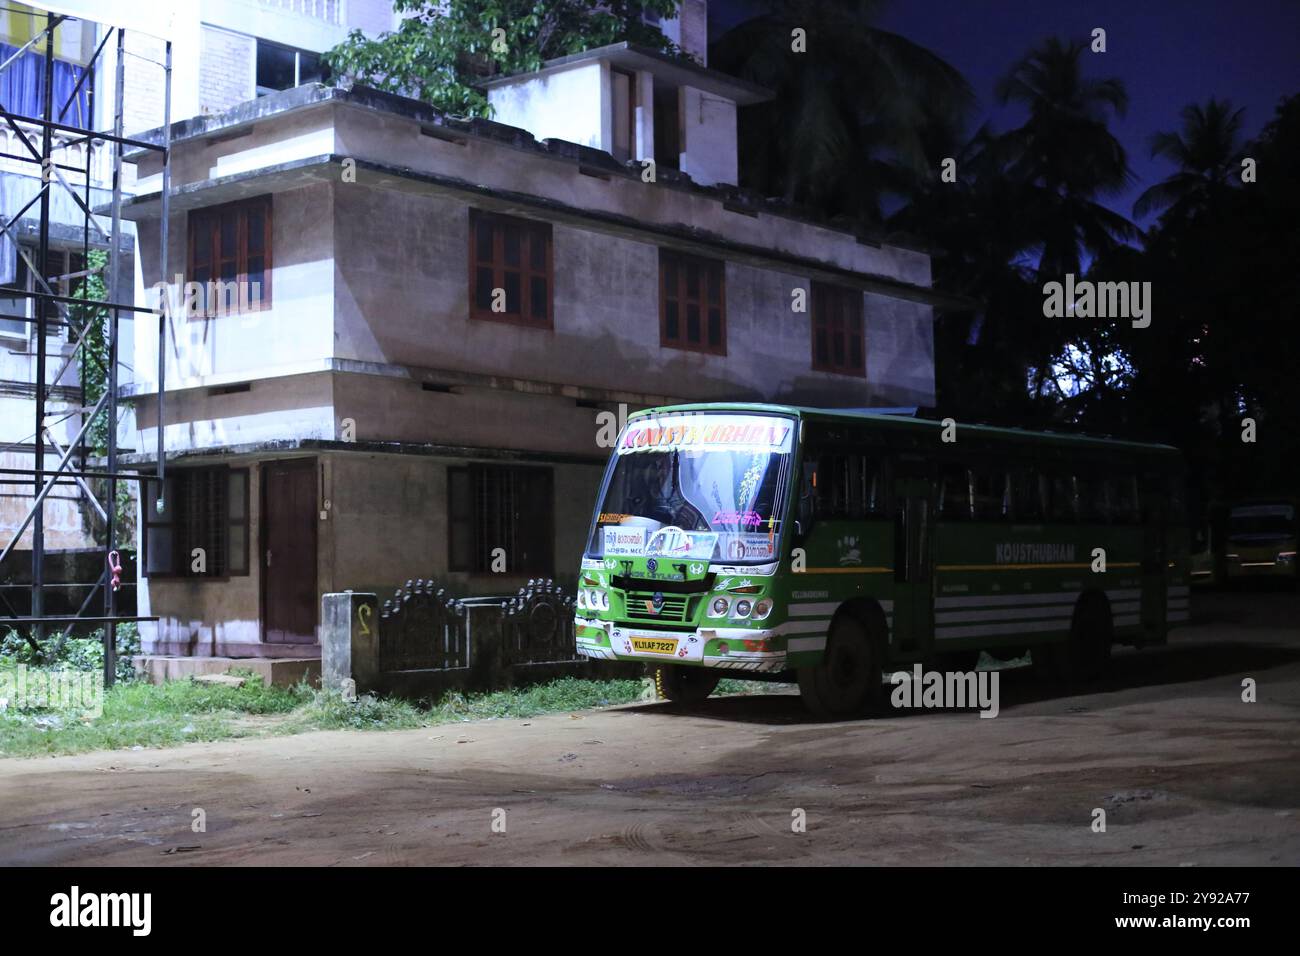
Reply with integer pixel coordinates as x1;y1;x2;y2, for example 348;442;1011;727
0;5;170;685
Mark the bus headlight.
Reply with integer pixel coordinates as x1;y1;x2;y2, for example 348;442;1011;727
1279;551;1296;565
596;590;610;611
709;596;730;617
752;599;773;620
733;599;752;619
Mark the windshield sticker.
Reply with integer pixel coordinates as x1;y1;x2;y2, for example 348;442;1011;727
645;528;718;559
617;414;794;455
604;526;647;556
724;533;777;561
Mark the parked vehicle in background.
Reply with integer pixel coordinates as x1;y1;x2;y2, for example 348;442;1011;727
574;404;1190;719
1225;498;1298;583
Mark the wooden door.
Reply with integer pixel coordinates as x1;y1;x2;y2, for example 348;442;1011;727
261;458;318;644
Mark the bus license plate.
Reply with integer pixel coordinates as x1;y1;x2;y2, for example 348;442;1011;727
630;637;679;656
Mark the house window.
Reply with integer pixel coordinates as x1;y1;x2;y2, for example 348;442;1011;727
448;464;553;575
143;467;249;578
659;249;725;354
255;39;329;95
469;210;553;327
187;195;272;317
0;245;88;341
812;281;864;375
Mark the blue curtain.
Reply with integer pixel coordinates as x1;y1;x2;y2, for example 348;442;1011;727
0;42;90;126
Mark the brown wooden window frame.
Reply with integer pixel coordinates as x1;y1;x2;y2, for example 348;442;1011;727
142;466;250;579
659;249;726;355
447;463;554;575
468;209;554;328
811;281;865;376
186;195;273;319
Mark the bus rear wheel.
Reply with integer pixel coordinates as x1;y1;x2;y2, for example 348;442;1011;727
798;613;884;720
653;664;721;702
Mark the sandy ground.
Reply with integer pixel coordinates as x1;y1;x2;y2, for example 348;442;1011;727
1;588;1297;866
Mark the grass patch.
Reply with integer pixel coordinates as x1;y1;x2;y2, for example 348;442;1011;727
0;673;651;759
0;667;796;759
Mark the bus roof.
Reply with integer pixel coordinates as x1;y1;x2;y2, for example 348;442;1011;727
628;402;1181;455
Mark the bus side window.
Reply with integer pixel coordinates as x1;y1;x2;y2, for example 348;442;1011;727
1077;474;1111;524
1109;475;1140;524
1047;472;1078;522
971;468;1009;521
815;452;884;519
1011;467;1045;521
938;463;971;519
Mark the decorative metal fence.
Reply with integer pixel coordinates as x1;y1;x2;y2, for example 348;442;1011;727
501;578;578;665
378;579;467;671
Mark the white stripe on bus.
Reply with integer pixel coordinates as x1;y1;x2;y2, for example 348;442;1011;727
776;619;831;635
788;602;842;616
935;591;1081;608
935;606;1075;624
788;636;827;653
935;620;1071;639
1168;585;1190;596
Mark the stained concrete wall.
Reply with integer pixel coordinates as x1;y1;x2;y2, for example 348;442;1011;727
679;85;737;187
135;456;264;655
328;101;933;288
131;181;335;399
486;62;608;152
326;453;600;599
331;182;931;413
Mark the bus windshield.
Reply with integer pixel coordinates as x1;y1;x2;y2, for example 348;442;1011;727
586;413;795;565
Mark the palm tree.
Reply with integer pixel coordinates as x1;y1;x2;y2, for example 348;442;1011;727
1132;98;1247;222
995;36;1136;279
710;0;974;227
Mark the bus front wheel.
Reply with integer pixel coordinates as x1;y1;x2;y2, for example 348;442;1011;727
798;613;884;720
653;664;721;702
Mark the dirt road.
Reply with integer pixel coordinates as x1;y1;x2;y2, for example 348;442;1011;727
2;589;1297;866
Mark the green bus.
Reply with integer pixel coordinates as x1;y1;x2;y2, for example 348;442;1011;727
575;404;1189;719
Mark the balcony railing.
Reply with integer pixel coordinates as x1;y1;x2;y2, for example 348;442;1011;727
0;118;114;189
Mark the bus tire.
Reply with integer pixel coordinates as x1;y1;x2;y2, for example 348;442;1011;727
653;664;721;702
797;612;884;720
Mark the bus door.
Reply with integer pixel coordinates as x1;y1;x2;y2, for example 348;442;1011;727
1140;474;1168;638
892;464;935;657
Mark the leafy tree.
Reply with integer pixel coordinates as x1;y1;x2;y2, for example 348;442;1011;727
995;36;1135;280
1133;98;1248;223
710;0;972;226
324;0;685;116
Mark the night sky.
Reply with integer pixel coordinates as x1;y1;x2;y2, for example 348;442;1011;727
711;0;1300;226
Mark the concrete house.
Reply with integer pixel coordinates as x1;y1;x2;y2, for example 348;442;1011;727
117;0;949;663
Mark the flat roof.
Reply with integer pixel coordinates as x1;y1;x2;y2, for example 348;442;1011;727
628;402;1181;454
480;42;773;106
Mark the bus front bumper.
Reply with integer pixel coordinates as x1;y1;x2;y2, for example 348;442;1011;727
575;615;794;673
